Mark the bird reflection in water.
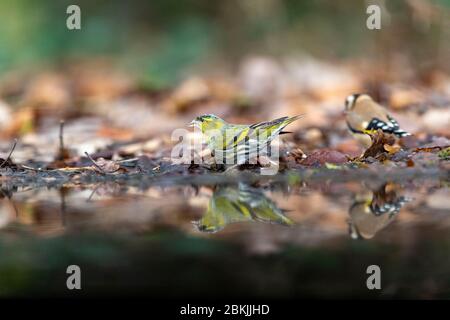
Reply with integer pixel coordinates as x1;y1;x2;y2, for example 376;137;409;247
194;183;293;233
348;183;411;240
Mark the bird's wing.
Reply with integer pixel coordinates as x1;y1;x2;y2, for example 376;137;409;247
238;184;294;226
210;116;301;160
369;196;412;217
247;115;302;141
250;115;301;131
226;125;251;148
354;100;410;137
205;124;244;150
195;190;250;233
366;115;410;137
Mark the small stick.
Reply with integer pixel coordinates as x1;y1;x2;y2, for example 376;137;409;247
20;165;44;172
86;183;101;202
0;139;18;169
115;157;139;163
414;145;449;152
84;151;106;174
59;120;65;156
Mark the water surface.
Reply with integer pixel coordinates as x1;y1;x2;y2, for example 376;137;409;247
0;172;449;298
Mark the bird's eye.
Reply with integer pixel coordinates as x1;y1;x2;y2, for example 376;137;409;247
345;94;359;110
345;97;352;110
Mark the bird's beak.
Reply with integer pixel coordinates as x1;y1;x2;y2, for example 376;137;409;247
188;120;196;127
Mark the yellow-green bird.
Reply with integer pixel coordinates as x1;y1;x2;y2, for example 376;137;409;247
194;183;294;233
190;114;302;164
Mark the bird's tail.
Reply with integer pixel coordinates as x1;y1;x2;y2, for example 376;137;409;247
385;115;411;137
273;114;303;137
393;128;411;137
250;114;303;134
282;114;304;127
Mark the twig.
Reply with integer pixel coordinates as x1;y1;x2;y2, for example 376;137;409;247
414;145;449;152
84;151;106;174
0;139;17;169
20;165;45;172
86;184;101;202
59;120;65;156
115;157;139;163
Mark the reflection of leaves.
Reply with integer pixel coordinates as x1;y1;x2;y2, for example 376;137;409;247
324;163;343;170
195;183;293;233
348;183;411;240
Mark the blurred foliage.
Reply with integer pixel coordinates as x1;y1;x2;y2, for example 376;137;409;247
0;0;449;87
438;147;450;160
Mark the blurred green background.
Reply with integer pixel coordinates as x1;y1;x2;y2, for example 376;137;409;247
0;0;449;87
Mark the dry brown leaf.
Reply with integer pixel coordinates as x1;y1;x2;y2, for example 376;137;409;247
290;148;307;161
301;149;347;166
362;130;396;159
92;157;120;173
3;107;35;137
384;144;401;154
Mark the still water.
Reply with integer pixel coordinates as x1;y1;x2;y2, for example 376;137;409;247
0;173;449;298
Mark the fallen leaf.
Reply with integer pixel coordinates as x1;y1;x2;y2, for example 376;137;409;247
384;144;401;154
91;157;120;173
361;130;396;159
301;150;347;166
288;147;307;163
